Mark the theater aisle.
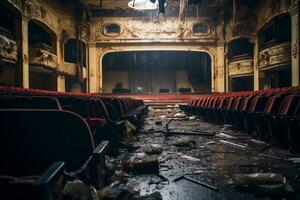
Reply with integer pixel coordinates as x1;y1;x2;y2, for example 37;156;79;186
108;105;300;200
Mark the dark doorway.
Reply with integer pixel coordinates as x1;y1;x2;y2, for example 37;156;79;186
264;65;291;89
230;76;254;92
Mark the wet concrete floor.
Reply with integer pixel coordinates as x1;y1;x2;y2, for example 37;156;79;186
115;106;300;200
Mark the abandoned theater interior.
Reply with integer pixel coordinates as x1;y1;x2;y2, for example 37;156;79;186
0;0;300;199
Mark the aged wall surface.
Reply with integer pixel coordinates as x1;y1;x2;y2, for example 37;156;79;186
2;0;298;93
3;0;83;91
87;12;224;92
224;0;299;90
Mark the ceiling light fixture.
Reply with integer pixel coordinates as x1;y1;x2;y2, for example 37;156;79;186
128;0;166;11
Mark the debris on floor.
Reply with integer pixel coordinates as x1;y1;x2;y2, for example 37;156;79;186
92;104;300;200
125;156;159;174
144;144;163;155
174;138;196;147
230;173;295;196
63;179;99;200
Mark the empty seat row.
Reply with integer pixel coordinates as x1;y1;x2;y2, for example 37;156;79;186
0;86;146;199
0;109;109;199
181;86;300;153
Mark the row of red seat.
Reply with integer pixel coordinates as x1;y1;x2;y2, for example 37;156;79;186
181;86;300;153
0;86;146;128
0;86;146;199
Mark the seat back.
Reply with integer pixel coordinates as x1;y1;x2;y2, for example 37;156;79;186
277;95;300;115
71;98;90;118
0;110;94;176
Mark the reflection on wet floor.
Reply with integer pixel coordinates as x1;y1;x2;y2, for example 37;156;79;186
108;105;300;200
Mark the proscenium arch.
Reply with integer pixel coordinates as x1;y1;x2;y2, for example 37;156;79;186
99;49;215;93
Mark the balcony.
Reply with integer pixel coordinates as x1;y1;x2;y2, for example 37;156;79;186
258;42;291;70
29;44;57;70
228;59;254;77
0;28;18;63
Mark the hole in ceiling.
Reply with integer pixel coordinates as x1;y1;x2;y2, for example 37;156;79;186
128;0;166;10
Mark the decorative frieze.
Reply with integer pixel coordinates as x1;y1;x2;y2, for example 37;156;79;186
0;34;18;63
229;59;254;77
258;42;291;70
29;47;57;70
94;18;217;42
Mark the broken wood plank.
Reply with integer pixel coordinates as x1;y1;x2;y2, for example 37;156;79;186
183;176;219;192
220;140;246;149
260;153;288;162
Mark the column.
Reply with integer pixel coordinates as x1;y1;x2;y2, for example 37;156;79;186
216;42;225;92
57;75;65;92
56;34;65;92
253;38;260;90
88;42;99;93
21;17;29;88
290;6;299;86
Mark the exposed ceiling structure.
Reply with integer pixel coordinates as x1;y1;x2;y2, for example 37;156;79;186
53;0;232;18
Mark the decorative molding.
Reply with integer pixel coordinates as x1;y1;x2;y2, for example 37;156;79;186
228;58;254;77
258;42;291;70
29;47;58;70
62;62;77;76
0;35;18;63
94;18;217;42
102;23;122;37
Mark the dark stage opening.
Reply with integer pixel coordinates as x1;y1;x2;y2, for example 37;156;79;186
102;51;212;94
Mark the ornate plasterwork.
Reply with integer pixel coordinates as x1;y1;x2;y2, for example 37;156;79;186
62;62;77;76
229;59;254;77
0;35;18;63
258;42;291;70
29;47;58;70
9;0;56;32
258;0;298;30
94;18;216;42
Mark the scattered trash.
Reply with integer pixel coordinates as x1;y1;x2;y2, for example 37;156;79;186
125;156;159;174
173;175;218;192
110;170;125;182
220;140;246;149
234;173;285;185
232;173;294;196
205;141;216;145
222;124;233;131
137;191;162;200
98;183;138;199
63;179;99;200
218;132;236;139
117;120;137;144
144;144;163;155
174;113;186;117
180;155;201;162
174;138;196;147
260;153;288;162
189;116;196;120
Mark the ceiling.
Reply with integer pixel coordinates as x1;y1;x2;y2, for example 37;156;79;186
53;0;259;19
83;0;226;9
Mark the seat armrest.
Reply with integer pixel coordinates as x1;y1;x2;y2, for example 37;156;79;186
35;162;65;187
